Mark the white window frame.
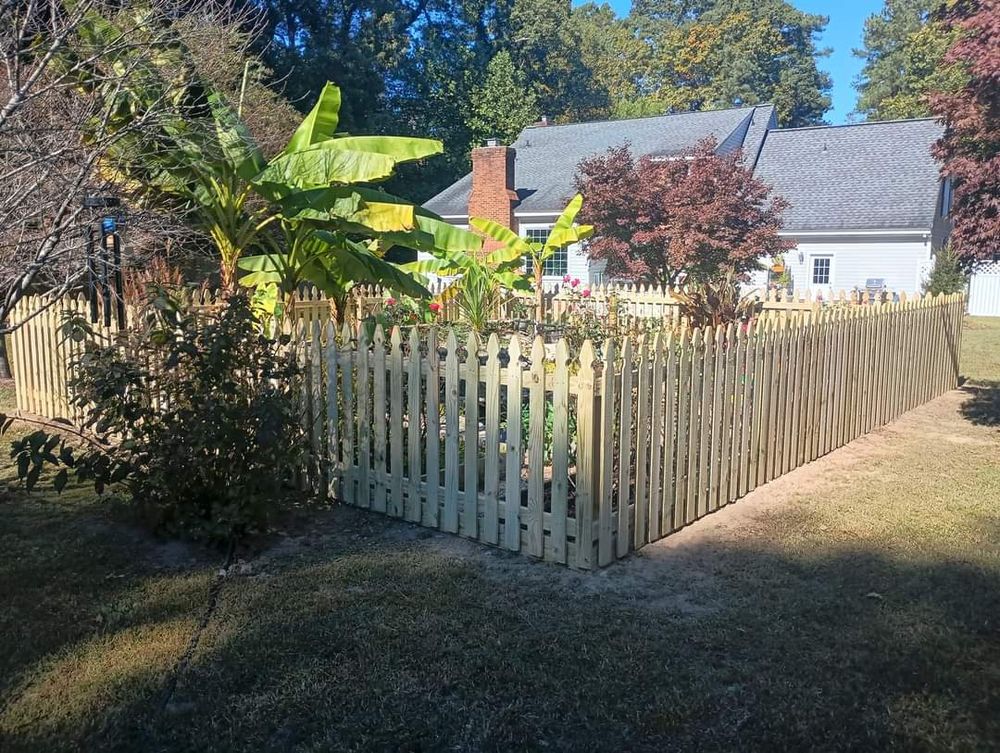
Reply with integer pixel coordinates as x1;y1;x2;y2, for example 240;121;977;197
809;254;834;287
519;222;566;278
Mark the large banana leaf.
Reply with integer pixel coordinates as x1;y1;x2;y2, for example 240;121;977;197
254;148;397;190
310;136;442;163
239;233;429;300
273;187;417;232
544;193;593;251
207;92;266;180
283;82;341;154
469;217;530;253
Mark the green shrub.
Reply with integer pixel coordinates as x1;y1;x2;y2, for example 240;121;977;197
924;247;968;296
2;292;306;543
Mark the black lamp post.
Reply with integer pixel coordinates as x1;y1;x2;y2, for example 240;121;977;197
82;196;126;328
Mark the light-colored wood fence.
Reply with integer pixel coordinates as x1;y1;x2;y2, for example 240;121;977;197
7;291;964;570
296;292;963;568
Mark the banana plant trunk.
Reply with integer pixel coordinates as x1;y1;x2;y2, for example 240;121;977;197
534;265;545;323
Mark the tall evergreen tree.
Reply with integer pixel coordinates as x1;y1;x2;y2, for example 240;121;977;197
466;50;539;149
854;0;961;119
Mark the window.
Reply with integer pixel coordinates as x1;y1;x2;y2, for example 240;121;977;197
941;178;953;218
811;256;832;286
521;226;568;277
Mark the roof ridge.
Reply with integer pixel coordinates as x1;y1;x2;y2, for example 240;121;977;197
520;103;772;132
772;117;940;134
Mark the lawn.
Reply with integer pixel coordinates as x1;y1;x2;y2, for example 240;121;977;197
1;318;998;752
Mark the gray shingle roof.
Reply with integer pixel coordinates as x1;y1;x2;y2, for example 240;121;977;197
754;119;944;232
424;104;772;217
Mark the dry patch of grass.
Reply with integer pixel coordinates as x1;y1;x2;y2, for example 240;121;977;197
0;320;998;752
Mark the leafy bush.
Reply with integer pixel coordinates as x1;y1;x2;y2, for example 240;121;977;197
3;292;306;542
924;247;967;296
672;267;760;328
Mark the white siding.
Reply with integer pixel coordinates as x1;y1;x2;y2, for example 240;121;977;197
782;234;933;295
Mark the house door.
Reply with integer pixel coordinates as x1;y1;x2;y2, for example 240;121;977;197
968;259;1000;317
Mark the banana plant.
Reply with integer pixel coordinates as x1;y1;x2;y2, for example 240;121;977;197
404;245;531;331
70;10;481;292
470;194;593;321
238;225;429;328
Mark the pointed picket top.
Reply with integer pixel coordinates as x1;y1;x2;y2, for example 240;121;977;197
506;331;522;368
486;332;501;362
446;327;459;359
341;321;353;346
690;326;703;349
390;325;402;353
373;323;386;352
724;321;736;347
401;322;415;350
714;323;725;350
530;334;545;368
311;318;322;345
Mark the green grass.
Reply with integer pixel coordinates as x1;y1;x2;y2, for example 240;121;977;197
0;318;998;752
962;316;1000;386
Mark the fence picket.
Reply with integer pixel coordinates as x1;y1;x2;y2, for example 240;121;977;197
484;335;502;546
527;336;546;557
443;330;460;533
389;327;404;517
464;332;481;539
504;335;523;552
575;340;597;569
598;339;616;567
634;335;651;544
617;337;634;557
685;329;704;525
647;334;665;539
372;326;388;513
406;328;422;522
660;332;678;534
550;338;570;563
424;329;441;528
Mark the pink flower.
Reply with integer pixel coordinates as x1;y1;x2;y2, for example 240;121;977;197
562;274;572;283
386;297;396;306
428;302;441;314
571;278;580;288
581;288;591;298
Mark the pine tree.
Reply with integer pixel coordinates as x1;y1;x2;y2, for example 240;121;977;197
465;50;539;151
853;0;962;120
924;247;968;295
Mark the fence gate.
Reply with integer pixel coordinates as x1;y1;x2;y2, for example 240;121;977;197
968;259;1000;317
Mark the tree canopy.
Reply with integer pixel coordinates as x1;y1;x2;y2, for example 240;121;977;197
574;141;794;286
254;0;835;200
853;0;963;120
930;0;1000;264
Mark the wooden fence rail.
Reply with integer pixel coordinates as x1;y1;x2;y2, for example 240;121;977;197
6;292;964;568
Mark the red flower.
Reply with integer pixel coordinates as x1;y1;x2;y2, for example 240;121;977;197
571;278;580;287
581;288;592;298
385;297;396;306
562;274;572;283
428;302;442;313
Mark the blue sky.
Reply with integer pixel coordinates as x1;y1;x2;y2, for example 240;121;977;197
573;0;884;123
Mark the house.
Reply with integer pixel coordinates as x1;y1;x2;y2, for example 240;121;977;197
424;105;955;298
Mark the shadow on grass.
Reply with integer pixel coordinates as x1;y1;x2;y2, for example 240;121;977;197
959;382;1000;426
4;504;998;753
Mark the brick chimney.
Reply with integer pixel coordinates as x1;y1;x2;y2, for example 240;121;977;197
468;138;517;254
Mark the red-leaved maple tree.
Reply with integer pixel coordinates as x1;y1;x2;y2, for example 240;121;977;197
574;139;793;286
930;0;1000;264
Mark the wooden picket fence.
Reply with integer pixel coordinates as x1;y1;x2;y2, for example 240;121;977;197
7;291;964;569
290;292;963;568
